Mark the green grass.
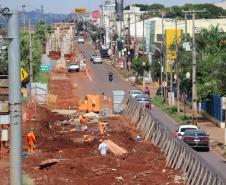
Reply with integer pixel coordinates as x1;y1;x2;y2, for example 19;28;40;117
34;71;49;83
23;175;35;185
152;96;192;125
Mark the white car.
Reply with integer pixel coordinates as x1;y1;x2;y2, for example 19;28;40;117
129;90;143;99
77;37;84;44
176;125;198;139
93;55;102;64
68;63;80;72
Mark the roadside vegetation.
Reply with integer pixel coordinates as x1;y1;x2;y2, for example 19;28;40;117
152;96;192;124
34;71;49;83
20;20;50;83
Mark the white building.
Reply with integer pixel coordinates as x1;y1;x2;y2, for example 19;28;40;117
145;17;226;51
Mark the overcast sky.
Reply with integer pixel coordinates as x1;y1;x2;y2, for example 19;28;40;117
0;0;220;14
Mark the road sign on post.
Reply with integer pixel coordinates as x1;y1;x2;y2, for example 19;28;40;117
40;64;50;72
21;67;28;81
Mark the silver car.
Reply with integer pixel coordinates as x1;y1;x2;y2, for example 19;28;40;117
93;55;102;64
129;90;143;98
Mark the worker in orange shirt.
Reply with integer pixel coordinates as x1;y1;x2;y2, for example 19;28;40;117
26;128;36;153
79;115;88;123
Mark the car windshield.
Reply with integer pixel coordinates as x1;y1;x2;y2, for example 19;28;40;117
184;131;207;136
180;128;197;132
131;91;142;95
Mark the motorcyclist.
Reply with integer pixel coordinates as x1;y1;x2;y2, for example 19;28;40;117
144;86;150;95
108;72;113;82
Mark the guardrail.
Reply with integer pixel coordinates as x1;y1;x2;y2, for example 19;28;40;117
122;96;226;185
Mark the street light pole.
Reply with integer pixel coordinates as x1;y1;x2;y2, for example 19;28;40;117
7;11;23;185
175;19;180;113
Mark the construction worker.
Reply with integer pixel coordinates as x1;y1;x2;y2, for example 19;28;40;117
99;122;107;135
98;140;109;156
79;115;88;123
26;128;36;153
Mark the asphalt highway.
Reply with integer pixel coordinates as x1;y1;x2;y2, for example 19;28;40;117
77;43;226;180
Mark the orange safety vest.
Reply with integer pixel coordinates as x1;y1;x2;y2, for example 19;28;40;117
27;132;36;145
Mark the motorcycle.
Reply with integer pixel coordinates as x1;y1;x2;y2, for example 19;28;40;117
108;72;113;82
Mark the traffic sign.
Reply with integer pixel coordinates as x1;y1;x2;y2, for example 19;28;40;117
163;81;167;87
21;67;28;82
40;64;50;72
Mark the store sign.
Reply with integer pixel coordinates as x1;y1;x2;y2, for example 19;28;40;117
75;8;87;13
92;10;101;19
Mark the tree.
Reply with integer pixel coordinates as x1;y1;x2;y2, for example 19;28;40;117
20;32;42;76
34;20;48;47
132;56;150;77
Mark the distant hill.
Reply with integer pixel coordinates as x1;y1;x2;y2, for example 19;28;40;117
0;9;68;27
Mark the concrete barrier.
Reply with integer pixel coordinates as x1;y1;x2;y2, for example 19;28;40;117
122;96;226;185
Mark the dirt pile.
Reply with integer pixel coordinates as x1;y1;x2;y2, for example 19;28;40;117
23;109;185;185
48;73;79;109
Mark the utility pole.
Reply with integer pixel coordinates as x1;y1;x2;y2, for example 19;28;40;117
183;9;205;125
22;4;26;32
128;13;131;45
134;13;137;41
6;11;22;185
184;12;187;41
161;11;166;99
175;19;180;113
29;19;33;83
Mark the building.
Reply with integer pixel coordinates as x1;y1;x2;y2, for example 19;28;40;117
145;17;226;51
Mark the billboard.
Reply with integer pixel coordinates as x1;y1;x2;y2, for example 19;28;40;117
165;29;182;72
75;8;87;13
92;10;101;19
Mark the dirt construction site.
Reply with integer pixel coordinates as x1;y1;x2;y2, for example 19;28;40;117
10;68;184;185
21;106;184;185
0;70;186;185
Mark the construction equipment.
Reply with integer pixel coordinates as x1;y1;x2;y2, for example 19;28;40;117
79;95;100;113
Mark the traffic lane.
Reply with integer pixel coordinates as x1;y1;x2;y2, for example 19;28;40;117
78;44;134;97
150;106;226;179
79;43;226;179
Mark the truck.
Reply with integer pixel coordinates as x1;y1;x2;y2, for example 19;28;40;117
99;45;109;58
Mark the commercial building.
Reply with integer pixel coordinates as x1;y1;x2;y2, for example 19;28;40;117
145;17;226;51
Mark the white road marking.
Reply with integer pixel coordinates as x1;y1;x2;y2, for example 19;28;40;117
85;68;93;82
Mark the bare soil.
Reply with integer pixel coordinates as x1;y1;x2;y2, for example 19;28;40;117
20;105;183;185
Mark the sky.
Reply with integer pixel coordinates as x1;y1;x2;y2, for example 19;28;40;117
0;0;220;14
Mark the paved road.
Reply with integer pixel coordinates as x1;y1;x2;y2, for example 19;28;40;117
77;43;226;180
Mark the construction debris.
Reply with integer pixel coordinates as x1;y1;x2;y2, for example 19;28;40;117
39;159;63;170
103;139;127;156
83;112;99;119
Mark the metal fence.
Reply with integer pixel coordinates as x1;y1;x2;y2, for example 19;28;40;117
122;96;226;185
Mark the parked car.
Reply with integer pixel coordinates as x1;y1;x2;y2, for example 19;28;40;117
90;53;97;62
182;129;209;151
77;37;85;44
175;125;198;139
68;63;80;72
93;55;102;64
129;90;143;99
